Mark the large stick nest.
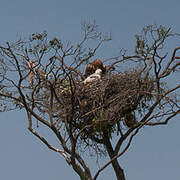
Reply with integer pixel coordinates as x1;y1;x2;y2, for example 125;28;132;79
49;68;154;140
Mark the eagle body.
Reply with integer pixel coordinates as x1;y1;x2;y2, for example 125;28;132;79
85;59;106;77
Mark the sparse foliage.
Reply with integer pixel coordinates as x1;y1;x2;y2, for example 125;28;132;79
0;23;179;180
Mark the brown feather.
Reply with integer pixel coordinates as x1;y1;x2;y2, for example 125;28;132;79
85;59;106;77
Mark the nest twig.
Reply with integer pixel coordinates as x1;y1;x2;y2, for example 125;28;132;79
47;68;154;141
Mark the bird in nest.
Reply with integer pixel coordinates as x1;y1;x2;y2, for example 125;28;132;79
83;69;102;84
85;59;106;77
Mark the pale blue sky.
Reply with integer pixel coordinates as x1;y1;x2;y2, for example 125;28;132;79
0;0;180;180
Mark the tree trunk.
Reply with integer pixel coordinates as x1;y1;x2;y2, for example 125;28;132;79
103;131;126;180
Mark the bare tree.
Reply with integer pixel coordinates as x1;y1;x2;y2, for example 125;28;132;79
0;23;179;180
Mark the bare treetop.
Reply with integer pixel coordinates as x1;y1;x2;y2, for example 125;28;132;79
0;23;179;180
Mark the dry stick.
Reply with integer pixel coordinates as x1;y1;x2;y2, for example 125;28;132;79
4;46;48;128
93;120;149;180
27;111;71;164
146;109;180;126
94;107;180;180
51;61;92;178
114;85;180;154
160;46;180;78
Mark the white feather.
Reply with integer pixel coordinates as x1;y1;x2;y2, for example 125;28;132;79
83;69;102;84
